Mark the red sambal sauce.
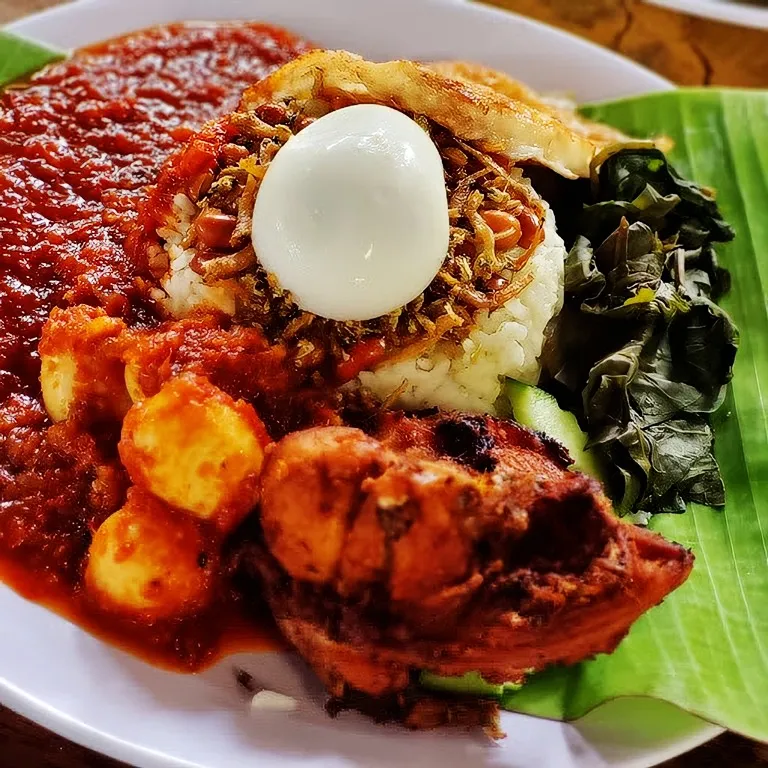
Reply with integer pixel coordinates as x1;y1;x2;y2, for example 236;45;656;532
0;22;313;669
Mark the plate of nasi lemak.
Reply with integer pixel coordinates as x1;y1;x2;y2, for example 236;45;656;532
0;1;766;767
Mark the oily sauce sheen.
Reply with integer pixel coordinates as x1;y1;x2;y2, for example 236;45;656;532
0;23;313;669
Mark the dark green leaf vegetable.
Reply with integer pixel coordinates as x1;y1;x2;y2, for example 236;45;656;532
543;146;739;516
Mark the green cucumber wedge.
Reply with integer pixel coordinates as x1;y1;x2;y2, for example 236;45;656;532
503;379;606;482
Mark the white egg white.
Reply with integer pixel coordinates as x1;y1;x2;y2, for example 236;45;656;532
251;104;449;322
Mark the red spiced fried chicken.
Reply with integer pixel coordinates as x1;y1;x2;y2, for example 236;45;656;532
243;411;693;732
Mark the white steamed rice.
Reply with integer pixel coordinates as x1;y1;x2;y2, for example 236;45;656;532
152;193;239;318
157;193;565;414
359;206;565;413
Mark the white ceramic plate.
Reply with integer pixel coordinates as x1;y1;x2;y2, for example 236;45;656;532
2;1;723;766
645;0;768;29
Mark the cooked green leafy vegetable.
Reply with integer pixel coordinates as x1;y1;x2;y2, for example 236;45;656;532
0;31;64;89
543;146;739;516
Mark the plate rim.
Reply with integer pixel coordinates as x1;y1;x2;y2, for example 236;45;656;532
6;0;674;93
0;2;721;767
1;672;202;768
0;660;726;768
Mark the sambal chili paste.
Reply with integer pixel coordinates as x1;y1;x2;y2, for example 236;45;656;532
0;22;312;667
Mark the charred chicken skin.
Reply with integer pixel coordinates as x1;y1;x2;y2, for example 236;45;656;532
247;411;693;729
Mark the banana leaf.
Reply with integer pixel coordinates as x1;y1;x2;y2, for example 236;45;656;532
0;31;64;86
505;90;768;743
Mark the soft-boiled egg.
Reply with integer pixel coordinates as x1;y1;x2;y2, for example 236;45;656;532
251;104;449;322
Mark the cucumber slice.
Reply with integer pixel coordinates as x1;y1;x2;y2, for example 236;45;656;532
503;379;606;482
419;670;522;699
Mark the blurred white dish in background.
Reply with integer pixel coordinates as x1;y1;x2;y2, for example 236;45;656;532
645;0;768;29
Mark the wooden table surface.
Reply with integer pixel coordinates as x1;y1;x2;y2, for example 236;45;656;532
0;0;766;766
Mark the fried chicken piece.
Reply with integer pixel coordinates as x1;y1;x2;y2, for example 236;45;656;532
250;411;692;728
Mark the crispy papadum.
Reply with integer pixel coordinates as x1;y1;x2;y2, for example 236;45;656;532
240;50;607;178
429;60;671;153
